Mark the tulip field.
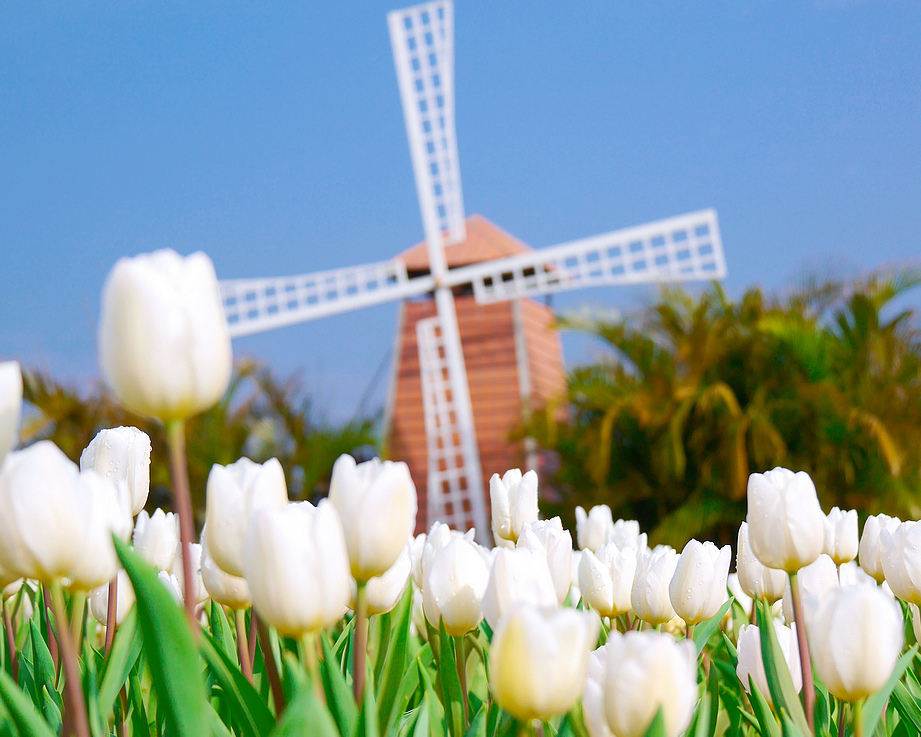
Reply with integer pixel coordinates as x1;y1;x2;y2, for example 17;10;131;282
4;250;921;737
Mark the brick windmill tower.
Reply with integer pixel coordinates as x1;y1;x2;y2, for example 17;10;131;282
219;1;727;543
386;215;567;534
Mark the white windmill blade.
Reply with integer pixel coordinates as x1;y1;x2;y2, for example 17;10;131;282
388;0;466;250
220;259;435;338
445;209;726;304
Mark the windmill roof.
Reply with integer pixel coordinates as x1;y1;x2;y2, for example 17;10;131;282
396;214;532;271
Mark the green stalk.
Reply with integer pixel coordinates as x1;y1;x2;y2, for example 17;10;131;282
234;608;253;683
2;603;17;683
300;632;325;705
50;583;90;737
353;582;369;702
853;699;864;737
455;635;469;730
167;420;197;627
789;571;815;734
104;578;118;656
256;614;286;717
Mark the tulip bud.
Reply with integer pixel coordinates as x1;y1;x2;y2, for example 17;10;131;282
243;501;351;636
81;426;152;516
579;543;639;618
90;569;137;627
631;545;679;625
736;521;787;604
423;537;490;635
783;553;837;623
490;469;538;548
669;539;731;625
204;457;289;578
879;520;921;606
602;630;697;737
575;504;613;552
517;518;573;604
328;454;417;581
0;442;132;588
489;604;599;722
132;509;180;572
0;361;23;462
607;519;646;552
481;547;557;631
727;573;753;618
98;249;232;422
808;583;904;701
414;521;474;591
823;507;858;565
736;622;802;704
746;467;825;573
357;542;412;616
859;513;901;582
201;537;252;610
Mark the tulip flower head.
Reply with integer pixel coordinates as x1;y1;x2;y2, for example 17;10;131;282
782;553;837;623
579;542;640;618
669;539;731;625
328;454;417;581
746;467;825;573
489;604;599;722
90;569;137;627
879;520;921;606
631;545;679;626
575;504;613;552
517;518;573;604
859;513;901;583
823;507;859;565
81;426;152;516
736;521;787;604
481;547;557;631
357;541;412;616
0;361;23;462
422;536;490;635
133;509;180;572
98;249;232;422
736;622;802;704
201;536;252;610
490;468;538;548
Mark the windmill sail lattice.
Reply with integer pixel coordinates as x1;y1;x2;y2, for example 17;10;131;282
218;1;728;539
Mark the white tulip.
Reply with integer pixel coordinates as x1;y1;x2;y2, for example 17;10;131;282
823;507;858;565
422;537;489;635
409;532;427;589
243;501;351;637
607;519;646;552
579;543;640;618
489;604;599;722
158;571;183;604
490;469;538;548
481;547;557;631
200;538;251;611
89;569;137;627
0;442;132;588
736;622;802;704
727;573;753;618
859;513;901;583
879;520;921;606
204;457;289;578
782;553;837;624
358;542;412;617
80;426;152;516
583;647;614;737
575;504;613;552
746;467;825;573
736;521;787;604
631;545;679;625
0;362;23;462
808;583;904;702
602;630;697;737
414;521;474;591
328;454;417;581
669;539;732;625
98;249;232;422
132;509;180;572
170;542;207;608
517;518;573;604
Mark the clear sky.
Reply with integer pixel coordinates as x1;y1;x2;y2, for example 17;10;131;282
2;1;920;424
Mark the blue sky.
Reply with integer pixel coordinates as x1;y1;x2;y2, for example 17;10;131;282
2;1;920;423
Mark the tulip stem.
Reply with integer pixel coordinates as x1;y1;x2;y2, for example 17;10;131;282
70;592;87;657
454;635;469;729
2;603;17;684
353;582;369;703
235;608;253;683
248;608;258;674
852;699;864;737
167;420;198;628
788;571;815;734
255;614;286;717
300;632;326;705
104;578;118;656
42;584;60;674
686;623;695;643
50;583;90;737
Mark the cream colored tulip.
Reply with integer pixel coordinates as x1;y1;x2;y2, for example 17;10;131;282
81;426;151;516
859;513;901;583
328;454;417;581
783;553;837;623
517;518;573;604
204;457;289;578
90;569;137;626
98;249;232;422
489;604;599;722
357;541;412;616
201;537;251;610
823;507;858;565
579;543;640;618
879;520;921;606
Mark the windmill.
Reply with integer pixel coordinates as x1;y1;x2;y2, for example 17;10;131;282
219;1;727;542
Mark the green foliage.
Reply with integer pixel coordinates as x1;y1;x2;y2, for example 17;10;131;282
530;271;921;546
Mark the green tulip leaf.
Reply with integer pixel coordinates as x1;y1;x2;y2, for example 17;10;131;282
27;619;59;715
200;629;275;737
641;708;667;737
862;644;918;737
114;535;209;737
356;679;382;737
891;680;921;733
747;676;781;737
0;667;57;737
755;599;810;737
377;587;414;735
437;621;466;737
693;599;733;656
382;648;422;736
97;607;141;720
270;678;338;737
208;601;236;662
319;633;358;736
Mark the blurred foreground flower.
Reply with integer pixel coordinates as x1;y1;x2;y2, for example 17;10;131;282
0;361;22;462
